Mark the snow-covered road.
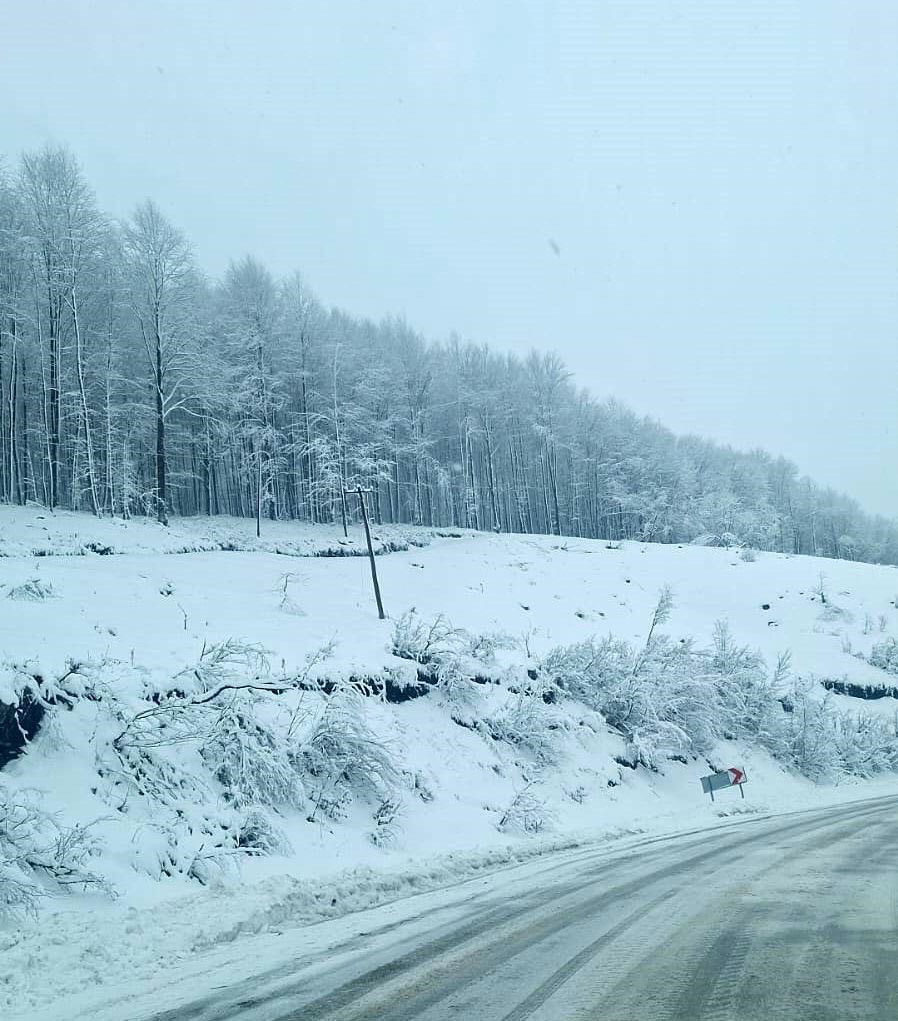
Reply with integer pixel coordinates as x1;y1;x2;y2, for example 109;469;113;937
129;795;898;1021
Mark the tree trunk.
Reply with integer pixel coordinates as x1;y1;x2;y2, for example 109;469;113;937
155;329;168;524
70;285;101;516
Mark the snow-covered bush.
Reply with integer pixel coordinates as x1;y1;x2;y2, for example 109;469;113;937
869;637;898;675
237;809;291;855
538;634;632;705
536;587;898;783
482;688;564;765
391;609;514;670
630;634;720;756
5;578;56;601
497;784;550;835
0;786;106;918
690;531;742;548
463;630;518;665
833;712;898;778
105;638;409;869
175;639;270;696
104;710;291;882
391;611;463;664
771;680;898;782
299;691;400;822
538;596;784;766
201;704;303;809
370;797;402;847
710;621;788;745
390;610;512;706
775;681;842;782
104;649;300;876
538;633;718;766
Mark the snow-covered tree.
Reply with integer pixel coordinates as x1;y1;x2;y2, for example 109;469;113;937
1;142;897;568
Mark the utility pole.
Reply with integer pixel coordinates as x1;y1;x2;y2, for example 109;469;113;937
357;486;385;620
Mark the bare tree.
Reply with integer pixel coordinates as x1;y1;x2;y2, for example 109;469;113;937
20;145;104;512
219;256;283;537
2;144;897;568
122;200;197;524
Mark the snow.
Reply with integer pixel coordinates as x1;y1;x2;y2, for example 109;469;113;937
4;505;898;694
1;505;898;1019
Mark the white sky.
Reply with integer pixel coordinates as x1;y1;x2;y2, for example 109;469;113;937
4;0;897;515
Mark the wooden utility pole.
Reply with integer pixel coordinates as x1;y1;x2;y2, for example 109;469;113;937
357;486;385;620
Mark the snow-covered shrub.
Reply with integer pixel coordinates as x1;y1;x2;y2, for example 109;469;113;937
299;691;400;821
5;578;56;601
482;689;564;765
690;531;741;548
632;636;720;754
391;609;514;669
0;786;106;918
109;638;407;871
237;809;291;855
538;632;717;766
370;797;402;847
738;548;757;562
391;611;463;664
112;696;220;751
200;704;303;809
390;610;509;704
176;639;270;696
538;634;631;703
710;621;787;746
497;784;550;835
117;640;313;751
276;572;306;616
869;637;898;675
768;679;898;782
100;735;263;882
463;630;517;665
538;597;784;766
833;713;898;778
105;685;294;878
775;681;842;782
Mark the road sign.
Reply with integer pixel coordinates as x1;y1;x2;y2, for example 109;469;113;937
700;767;747;801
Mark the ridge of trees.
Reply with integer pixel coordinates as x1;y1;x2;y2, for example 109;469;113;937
1;144;895;563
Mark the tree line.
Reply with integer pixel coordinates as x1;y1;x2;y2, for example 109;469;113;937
1;144;895;563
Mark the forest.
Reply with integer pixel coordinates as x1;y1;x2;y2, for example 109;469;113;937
1;144;896;564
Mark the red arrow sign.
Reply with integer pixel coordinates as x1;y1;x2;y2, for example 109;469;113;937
727;767;744;785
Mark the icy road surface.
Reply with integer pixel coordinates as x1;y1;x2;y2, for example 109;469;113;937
135;795;898;1021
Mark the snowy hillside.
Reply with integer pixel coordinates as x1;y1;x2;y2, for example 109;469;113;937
3;506;898;1019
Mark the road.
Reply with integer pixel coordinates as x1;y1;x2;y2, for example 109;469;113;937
149;796;898;1021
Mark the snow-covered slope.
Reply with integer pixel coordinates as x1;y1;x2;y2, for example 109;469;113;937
4;505;898;690
2;506;898;1019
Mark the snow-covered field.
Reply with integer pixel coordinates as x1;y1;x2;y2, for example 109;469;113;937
2;506;898;1020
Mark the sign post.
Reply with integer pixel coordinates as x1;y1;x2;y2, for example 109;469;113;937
700;767;746;802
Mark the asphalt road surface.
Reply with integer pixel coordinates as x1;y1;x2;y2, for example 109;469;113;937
151;796;898;1021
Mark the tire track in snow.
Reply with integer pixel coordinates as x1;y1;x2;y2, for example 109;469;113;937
502;809;890;1021
136;798;896;1021
604;811;898;1021
497;888;680;1021
273;802;893;1021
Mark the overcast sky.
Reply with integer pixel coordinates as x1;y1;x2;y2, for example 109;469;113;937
4;1;897;515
